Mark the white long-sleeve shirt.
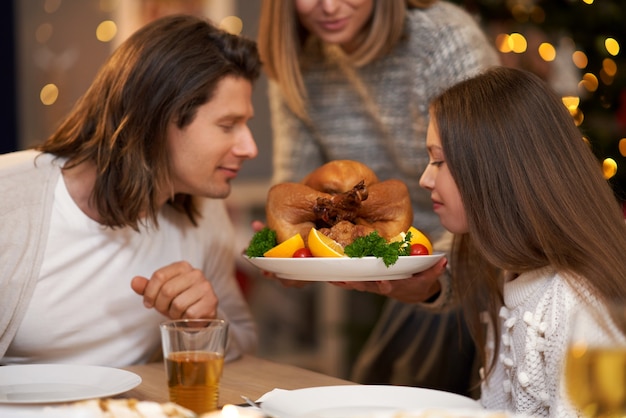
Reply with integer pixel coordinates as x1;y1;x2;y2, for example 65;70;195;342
0;150;257;365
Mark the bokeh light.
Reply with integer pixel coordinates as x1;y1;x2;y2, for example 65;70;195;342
96;20;117;42
496;33;528;54
619;138;626;157
603;158;618;179
602;58;617;77
219;16;243;35
605;38;620;56
40;84;59;106
35;23;53;44
572;50;588;69
538;42;556;61
562;96;580;112
579;73;599;92
509;33;527;53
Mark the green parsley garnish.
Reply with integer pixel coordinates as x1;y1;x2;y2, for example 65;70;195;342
344;231;413;267
245;227;277;257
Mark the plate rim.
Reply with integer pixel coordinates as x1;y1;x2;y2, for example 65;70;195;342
0;364;142;404
260;385;481;417
243;252;445;282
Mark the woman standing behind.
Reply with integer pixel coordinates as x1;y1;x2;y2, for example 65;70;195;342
258;0;499;395
421;66;626;416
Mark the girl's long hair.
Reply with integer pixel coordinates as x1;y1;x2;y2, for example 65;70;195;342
431;66;626;376
37;15;260;230
258;0;436;121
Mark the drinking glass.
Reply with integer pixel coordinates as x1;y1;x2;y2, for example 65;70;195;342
565;303;626;418
160;319;228;414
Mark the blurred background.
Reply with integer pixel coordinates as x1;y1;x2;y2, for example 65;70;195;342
2;0;624;379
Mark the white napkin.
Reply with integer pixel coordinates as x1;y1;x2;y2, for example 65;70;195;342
256;388;289;404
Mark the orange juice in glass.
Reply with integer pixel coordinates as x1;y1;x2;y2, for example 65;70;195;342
160;319;228;414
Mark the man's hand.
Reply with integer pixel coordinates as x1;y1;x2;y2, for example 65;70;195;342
330;257;447;304
131;261;218;319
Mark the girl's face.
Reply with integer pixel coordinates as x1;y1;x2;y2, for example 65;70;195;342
295;0;374;52
419;117;469;234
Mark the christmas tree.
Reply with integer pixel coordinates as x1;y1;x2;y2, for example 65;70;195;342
451;0;626;202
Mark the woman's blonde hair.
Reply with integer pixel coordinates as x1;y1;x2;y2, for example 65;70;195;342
258;0;436;121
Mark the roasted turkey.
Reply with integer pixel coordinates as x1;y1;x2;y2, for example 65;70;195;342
266;160;413;247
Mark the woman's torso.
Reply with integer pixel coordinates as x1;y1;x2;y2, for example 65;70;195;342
275;2;500;245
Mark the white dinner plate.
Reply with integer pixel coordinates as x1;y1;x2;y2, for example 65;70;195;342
0;364;142;404
243;253;444;281
260;385;481;418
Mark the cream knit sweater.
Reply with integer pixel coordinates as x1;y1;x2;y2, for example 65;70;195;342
481;267;624;417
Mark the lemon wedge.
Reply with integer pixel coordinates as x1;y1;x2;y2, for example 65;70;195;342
263;233;305;257
307;228;345;257
390;226;433;255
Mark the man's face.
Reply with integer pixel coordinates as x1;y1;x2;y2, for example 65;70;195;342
165;76;257;201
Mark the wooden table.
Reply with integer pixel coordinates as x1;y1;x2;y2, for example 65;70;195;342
124;355;354;407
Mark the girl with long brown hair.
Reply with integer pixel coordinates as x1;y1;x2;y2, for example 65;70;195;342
421;66;626;416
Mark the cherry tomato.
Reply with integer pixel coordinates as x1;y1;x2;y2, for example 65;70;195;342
409;243;430;256
292;248;313;258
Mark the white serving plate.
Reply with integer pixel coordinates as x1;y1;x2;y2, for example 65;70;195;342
243;253;444;281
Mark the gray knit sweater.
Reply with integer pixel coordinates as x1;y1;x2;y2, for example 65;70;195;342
269;1;500;245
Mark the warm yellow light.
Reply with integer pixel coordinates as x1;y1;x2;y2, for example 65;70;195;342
619;138;626;157
496;34;512;53
582;0;593;4
580;73;599;92
219;16;243;35
538;43;556;61
96;20;117;42
509;33;527;54
562;96;580;111
603;58;617;76
605;38;620;56
603;158;617;180
40;84;59;106
572;50;588;69
572;108;584;126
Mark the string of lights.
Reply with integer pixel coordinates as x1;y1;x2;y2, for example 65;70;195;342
451;0;626;201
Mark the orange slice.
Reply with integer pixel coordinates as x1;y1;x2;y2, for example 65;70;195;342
390;226;433;255
307;228;345;257
263;233;305;257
